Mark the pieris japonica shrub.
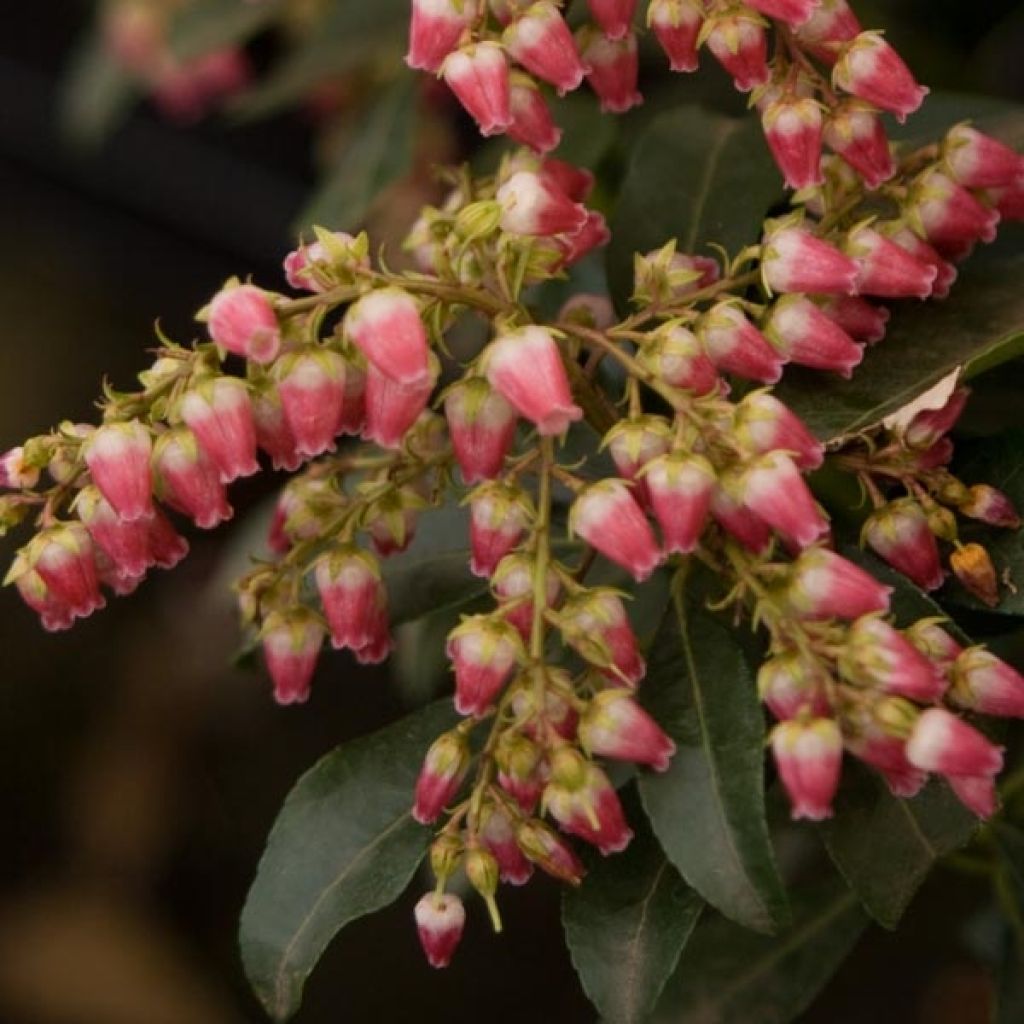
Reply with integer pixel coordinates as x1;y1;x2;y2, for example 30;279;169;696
9;0;1024;1020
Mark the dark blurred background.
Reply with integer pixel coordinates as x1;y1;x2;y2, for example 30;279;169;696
0;2;1022;1022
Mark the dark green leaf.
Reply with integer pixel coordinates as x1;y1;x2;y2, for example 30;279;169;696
638;584;789;934
777;226;1024;442
169;0;284;61
650;877;868;1024
552;91;619;170
231;0;407;120
295;76;416;235
941;432;1024;615
606;105;781;312
240;700;457;1021
562;795;703;1024
60;32;140;149
822;765;978;929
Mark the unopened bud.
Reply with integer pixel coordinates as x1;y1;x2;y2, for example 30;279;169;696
950;543;999;607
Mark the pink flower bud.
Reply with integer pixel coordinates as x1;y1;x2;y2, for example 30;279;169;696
579;689;676;770
540;157;595;201
83;420;154;523
484;327;582;435
251;386;302;472
469;482;531;577
560;589;646;685
314;547;390;653
261;609;325;706
206;284;281;364
544;754;633;854
772;718;843;820
507;73;562;153
272;348;347;458
960;484;1021;529
845;224;938;300
863;499;943;591
746;0;819;26
786;547;892;620
503;3;586;94
906;707;1003;778
414;892;466;969
570;479;662;581
734;391;824;471
480;805;533;885
516;819;584;882
699;301;785;383
710;470;773;554
492;552;561;639
413;730;471;824
578;30;643;112
762;95;824;189
764;294;863;377
406;0;478;73
14;566;75;632
842;698;926;797
344;287;429;386
950;648;1024;718
880;225;957;300
0;446;39;489
442;42;513;136
648;0;703;73
283;231;367;293
496;170;589;236
704;11;770;93
908;169;1000;257
587;0;637;39
447;615;524;716
644;452;716;555
604;416;672;506
638;324;721;396
73;486;153;577
144;512;189;570
556;210;612;266
822;101;894;188
947;774;998;819
24;523;105;620
903;388;969;449
944;124;1023;189
839;615;947;702
444;378;517;485
152;428;232;529
762;223;859;294
815;294;890;343
739;451;829;549
833;32;927;122
794;0;860;63
758;650;832;720
363;357;439;450
179;377;259;483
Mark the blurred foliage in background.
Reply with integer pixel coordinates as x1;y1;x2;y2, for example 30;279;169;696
0;1;1022;1022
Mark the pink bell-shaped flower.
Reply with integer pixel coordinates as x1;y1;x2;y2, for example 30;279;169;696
272;347;347;458
772;717;843;820
406;0;478;73
648;0;703;73
442;41;513;136
414;892;466;969
83;420;154;523
206;283;280;364
344;287;429;385
178;376;259;483
444;377;518;485
833;31;928;122
644;452;717;555
578;689;676;771
152;428;233;529
503;3;586;94
570;479;662;581
446;615;524;717
260;608;325;706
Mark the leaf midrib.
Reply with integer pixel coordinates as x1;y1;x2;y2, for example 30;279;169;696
618;860;669;1023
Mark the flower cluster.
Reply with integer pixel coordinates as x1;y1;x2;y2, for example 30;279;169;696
4;0;1024;979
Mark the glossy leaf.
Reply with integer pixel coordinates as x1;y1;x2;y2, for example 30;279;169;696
777;227;1024;442
638;584;789;934
563;794;703;1024
606;106;781;311
240;701;457;1021
822;765;978;929
650;878;867;1024
941;432;1024;615
295;76;416;235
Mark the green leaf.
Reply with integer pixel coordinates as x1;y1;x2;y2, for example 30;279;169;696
240;700;457;1021
294;76;417;235
650;878;868;1024
168;0;284;61
822;765;979;930
60;32;140;149
606;105;782;312
941;432;1024;615
638;583;789;934
231;0;407;120
776;226;1024;442
562;794;704;1024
